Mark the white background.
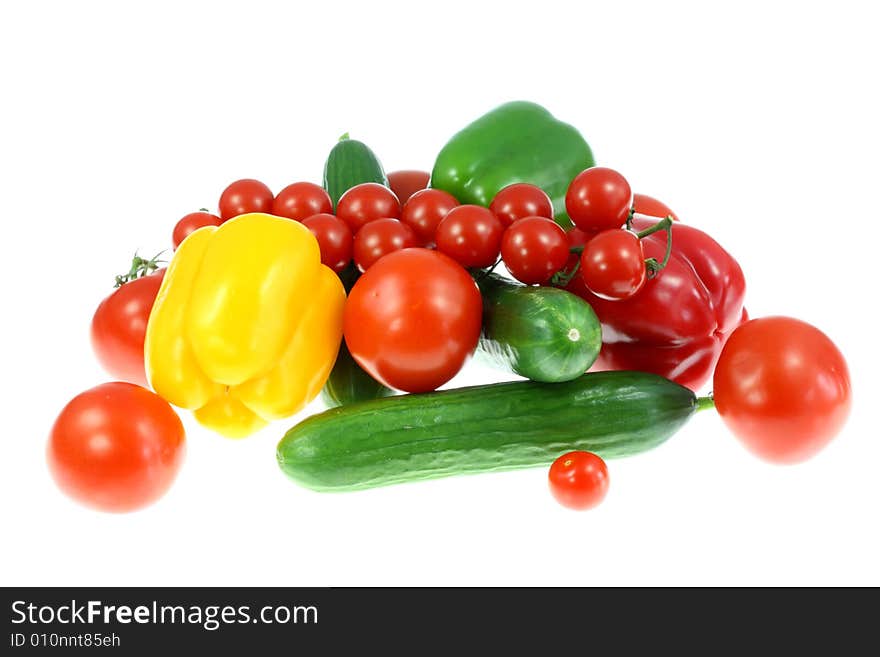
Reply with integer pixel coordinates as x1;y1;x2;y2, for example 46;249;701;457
1;1;877;586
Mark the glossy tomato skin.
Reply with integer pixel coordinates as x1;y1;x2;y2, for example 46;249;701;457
548;451;609;510
501;216;569;285
91;270;165;387
218;179;274;221
387;170;430;204
172;211;222;249
580;229;646;300
272;182;332;222
632;193;679;221
565;167;633;232
344;248;482;393
489;183;554;227
435;204;504;268
47;382;185;513
302;213;353;273
336;183;401;233
353;218;418;272
400;189;459;245
713;317;851;464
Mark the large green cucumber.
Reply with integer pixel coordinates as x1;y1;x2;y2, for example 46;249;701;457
278;371;707;491
476;272;601;382
322;133;388;209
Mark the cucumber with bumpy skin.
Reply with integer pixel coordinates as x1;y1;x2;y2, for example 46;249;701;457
476;271;601;382
278;371;709;491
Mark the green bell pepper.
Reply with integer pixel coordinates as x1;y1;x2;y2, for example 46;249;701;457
431;101;594;228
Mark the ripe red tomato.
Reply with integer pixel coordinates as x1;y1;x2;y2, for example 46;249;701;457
272;182;332;222
565;167;633;232
548;451;609;510
400;189;459;245
353;218;418;272
344;248;482;393
302;213;353;273
489;183;554;227
336;183;401;233
579;229;647;300
47;382;186;513
218;179;274;221
435;205;504;268
172;211;222;249
713;317;851;464
387;170;430;204
501;216;569;285
633;193;679;221
91;270;165;387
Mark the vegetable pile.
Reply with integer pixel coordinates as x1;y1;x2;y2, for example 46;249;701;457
51;101;852;513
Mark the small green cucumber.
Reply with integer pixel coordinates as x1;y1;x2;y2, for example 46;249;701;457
476;272;601;382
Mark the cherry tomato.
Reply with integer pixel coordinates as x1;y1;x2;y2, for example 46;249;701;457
400;189;459;245
548;451;609;510
565;167;633;232
336;183;401;233
713;317;851;464
91;270;165;387
302;213;353;273
387;170;430;204
47;382;186;513
435;205;504;268
353;218;418;272
489;183;554;227
172;211;222;249
272;182;332;222
218;178;274;222
344;248;482;393
579;229;647;301
633;193;679;221
500;216;569;285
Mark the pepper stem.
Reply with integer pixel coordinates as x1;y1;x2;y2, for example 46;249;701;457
637;216;674;277
338;132;350;141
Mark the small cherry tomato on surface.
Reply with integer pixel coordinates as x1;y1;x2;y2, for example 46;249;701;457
400;189;459;245
272;182;332;222
548;451;609;510
435;204;504;268
302;213;353;273
47;382;186;513
489;183;554;227
172;211;222;249
91;268;165;387
713;317;852;464
633;193;679;221
579;229;647;301
353;218;418;272
218;178;274;222
336;183;401;233
565;167;633;232
387;170;430;204
501;216;569;285
344;248;482;393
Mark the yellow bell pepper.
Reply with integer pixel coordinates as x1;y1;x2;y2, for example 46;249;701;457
144;212;345;438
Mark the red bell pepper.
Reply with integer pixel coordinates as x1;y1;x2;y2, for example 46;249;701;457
564;216;746;391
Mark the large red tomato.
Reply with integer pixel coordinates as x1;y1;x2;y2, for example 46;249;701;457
91;269;165;387
713;317;851;464
344;248;482;393
47;382;186;513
